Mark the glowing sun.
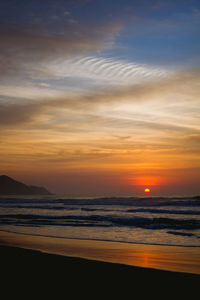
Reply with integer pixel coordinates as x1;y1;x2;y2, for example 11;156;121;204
144;188;150;194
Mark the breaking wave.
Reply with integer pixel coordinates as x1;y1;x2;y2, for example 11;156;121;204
1;213;200;231
0;196;200;246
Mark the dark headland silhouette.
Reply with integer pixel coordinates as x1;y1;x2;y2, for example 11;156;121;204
0;175;51;195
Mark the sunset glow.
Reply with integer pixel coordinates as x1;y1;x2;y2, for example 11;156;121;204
0;0;199;196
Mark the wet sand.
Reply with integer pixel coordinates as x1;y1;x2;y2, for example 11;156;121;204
1;231;200;296
0;230;200;274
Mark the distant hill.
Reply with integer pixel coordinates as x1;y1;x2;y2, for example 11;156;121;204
0;175;52;195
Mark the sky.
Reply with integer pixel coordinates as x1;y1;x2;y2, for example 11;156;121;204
0;0;200;196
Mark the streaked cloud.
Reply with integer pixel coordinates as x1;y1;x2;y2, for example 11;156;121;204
0;68;199;134
50;56;169;85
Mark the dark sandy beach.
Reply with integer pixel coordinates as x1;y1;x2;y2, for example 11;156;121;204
1;231;200;298
1;245;200;296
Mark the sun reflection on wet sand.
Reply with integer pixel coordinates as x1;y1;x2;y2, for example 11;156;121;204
122;248;200;274
143;254;149;266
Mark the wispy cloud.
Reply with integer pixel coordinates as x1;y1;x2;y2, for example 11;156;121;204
0;68;199;132
50;55;169;85
46;67;199;112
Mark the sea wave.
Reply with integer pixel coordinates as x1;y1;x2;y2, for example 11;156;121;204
1;213;200;230
126;208;200;215
1;196;200;247
0;195;199;207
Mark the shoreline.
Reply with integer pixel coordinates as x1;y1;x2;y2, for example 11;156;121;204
1;230;200;275
1;229;200;248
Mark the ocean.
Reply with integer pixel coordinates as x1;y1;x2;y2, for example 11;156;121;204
0;196;200;247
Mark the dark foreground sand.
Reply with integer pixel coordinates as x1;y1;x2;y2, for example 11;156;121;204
1;244;200;297
1;231;200;296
